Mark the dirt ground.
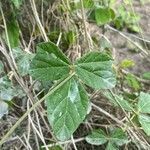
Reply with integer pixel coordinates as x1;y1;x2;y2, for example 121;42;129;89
108;1;150;76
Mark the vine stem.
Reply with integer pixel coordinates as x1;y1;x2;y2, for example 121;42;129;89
0;73;75;146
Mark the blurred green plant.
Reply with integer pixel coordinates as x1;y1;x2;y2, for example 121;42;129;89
86;128;128;149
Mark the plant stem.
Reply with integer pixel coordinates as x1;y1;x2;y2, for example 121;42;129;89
0;73;75;146
42;137;85;148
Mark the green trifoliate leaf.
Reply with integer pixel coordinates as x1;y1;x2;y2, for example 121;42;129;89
30;42;71;81
138;92;150;113
85;129;107;145
75;51;116;89
46;78;89;141
86;128;128;147
138;114;150;136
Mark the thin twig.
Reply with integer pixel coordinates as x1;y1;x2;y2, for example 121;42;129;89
23;134;33;150
80;0;91;50
42;137;85;148
91;103;124;126
27;99;49;150
71;136;78;150
0;5;18;70
30;0;49;41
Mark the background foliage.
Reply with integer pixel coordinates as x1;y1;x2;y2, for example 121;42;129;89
0;0;150;149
